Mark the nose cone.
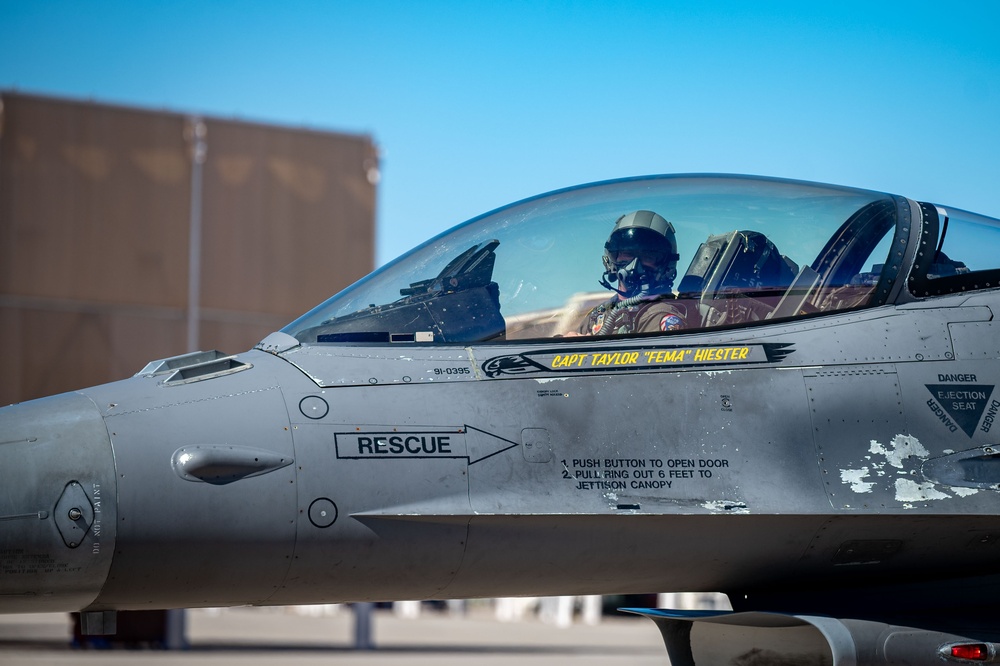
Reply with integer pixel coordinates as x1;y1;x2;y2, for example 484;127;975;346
0;392;116;613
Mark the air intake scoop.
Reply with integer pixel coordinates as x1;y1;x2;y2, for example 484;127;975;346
171;445;292;485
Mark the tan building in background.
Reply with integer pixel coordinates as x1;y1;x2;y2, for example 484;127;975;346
0;92;377;405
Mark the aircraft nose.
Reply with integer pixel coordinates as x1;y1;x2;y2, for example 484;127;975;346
0;392;117;613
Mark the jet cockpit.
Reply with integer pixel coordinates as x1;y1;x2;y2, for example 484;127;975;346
284;174;1000;348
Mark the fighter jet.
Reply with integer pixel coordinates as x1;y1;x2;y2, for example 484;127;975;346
3;173;1000;664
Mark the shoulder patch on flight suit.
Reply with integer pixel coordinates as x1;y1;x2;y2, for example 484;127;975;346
660;314;684;331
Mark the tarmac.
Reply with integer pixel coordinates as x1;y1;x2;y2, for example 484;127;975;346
0;603;668;666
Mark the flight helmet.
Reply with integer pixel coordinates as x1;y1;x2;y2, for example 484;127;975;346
601;210;679;298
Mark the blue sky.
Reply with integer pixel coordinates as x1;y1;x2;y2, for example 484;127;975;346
2;2;999;265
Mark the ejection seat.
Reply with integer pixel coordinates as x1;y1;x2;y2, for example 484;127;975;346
679;230;798;328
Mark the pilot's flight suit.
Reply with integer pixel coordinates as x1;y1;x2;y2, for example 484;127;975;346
581;296;687;335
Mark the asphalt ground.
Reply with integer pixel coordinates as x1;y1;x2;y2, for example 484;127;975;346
0;604;668;666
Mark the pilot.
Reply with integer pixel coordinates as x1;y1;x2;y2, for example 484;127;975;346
580;210;687;335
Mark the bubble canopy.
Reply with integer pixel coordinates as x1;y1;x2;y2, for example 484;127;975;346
283;174;901;344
